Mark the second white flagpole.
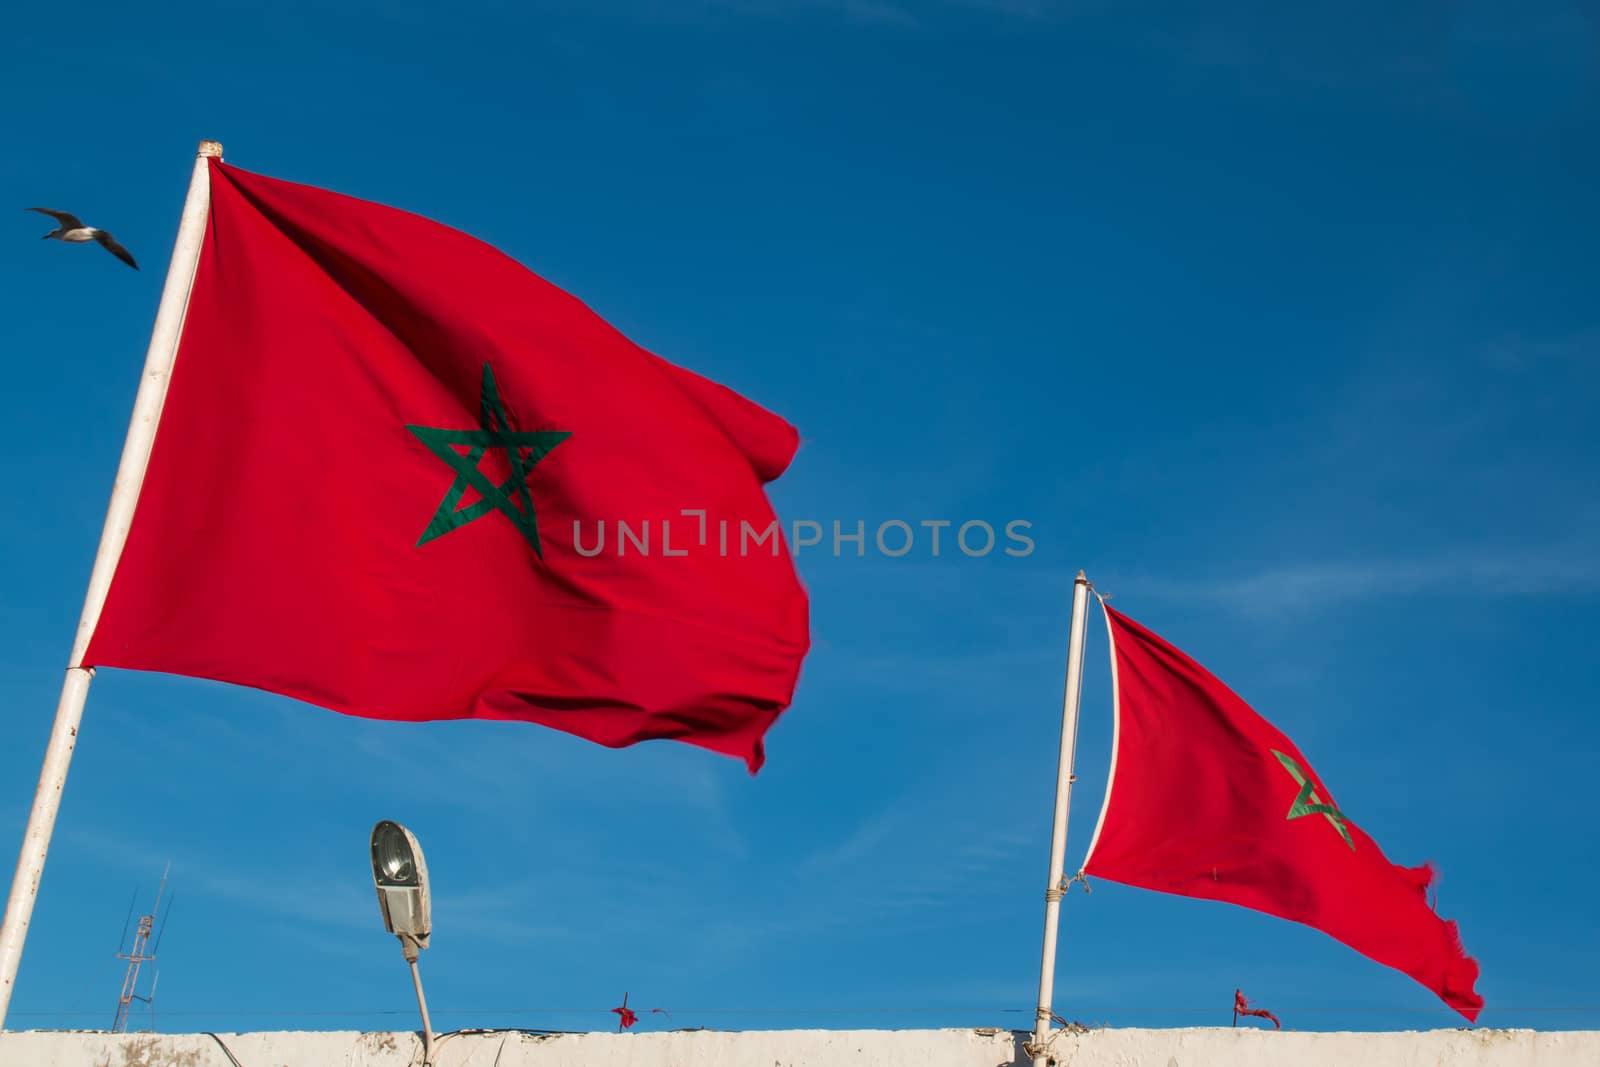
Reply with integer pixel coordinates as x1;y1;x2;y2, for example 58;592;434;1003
1029;569;1091;1066
0;139;222;1030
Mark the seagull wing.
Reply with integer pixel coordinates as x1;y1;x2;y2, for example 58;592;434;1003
26;207;84;229
94;231;139;270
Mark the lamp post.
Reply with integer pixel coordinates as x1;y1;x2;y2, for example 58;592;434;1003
370;821;434;1065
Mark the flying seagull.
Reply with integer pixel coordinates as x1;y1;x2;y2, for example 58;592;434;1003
27;208;138;270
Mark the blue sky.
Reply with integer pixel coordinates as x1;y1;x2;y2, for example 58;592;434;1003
2;0;1597;1037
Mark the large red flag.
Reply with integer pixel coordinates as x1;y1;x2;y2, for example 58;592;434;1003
82;160;809;772
1081;603;1483;1020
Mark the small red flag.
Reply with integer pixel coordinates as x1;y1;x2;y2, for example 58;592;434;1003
1082;604;1483;1021
82;160;809;772
1233;989;1280;1030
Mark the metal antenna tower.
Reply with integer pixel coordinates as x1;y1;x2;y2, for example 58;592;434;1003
112;862;172;1033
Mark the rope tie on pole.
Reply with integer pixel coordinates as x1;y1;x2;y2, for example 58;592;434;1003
1022;1015;1089;1064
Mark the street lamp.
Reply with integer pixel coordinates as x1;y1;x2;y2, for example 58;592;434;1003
371;820;435;1064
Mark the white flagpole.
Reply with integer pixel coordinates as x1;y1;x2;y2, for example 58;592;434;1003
1029;569;1091;1066
0;139;222;1030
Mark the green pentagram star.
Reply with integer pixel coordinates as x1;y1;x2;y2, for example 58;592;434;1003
407;362;571;556
1271;750;1356;851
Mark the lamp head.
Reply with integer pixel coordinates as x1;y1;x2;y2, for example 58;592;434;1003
370;820;431;948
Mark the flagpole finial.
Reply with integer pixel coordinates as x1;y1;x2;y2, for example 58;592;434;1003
1075;570;1087;583
197;140;223;158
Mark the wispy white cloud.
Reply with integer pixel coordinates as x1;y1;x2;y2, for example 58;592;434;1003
944;0;1059;16
61;827;372;932
822;643;1063;695
666;0;1089;27
791;786;1037;929
1117;549;1600;620
1481;329;1599;373
694;0;920;26
431;877;589;945
795;801;911;878
643;756;750;859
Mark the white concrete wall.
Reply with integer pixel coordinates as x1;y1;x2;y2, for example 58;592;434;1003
1;1026;1596;1067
